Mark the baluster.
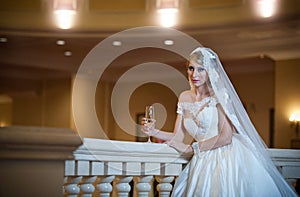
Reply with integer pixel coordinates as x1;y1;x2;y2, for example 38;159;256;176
64;176;82;197
96;175;115;197
135;176;153;197
63;177;67;196
115;176;133;197
80;176;97;197
155;176;174;197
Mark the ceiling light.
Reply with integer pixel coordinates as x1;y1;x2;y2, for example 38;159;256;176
64;50;72;56
112;40;122;46
156;0;179;27
164;39;174;46
56;40;66;45
253;0;278;18
158;11;178;27
53;0;77;29
157;0;179;13
0;37;8;43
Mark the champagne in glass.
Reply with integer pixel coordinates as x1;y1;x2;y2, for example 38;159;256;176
145;105;155;143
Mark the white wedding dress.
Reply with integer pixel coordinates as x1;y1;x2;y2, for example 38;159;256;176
172;96;282;197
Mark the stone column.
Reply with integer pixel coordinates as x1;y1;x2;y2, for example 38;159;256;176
0;126;82;197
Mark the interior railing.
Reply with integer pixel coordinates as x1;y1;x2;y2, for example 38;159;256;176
64;138;300;197
0;126;299;197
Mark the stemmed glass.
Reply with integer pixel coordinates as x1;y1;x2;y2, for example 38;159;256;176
145;105;155;143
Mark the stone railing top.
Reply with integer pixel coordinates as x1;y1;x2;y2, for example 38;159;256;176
73;138;300;164
268;148;300;160
0;126;82;160
268;148;300;168
67;138;300;178
73;138;193;164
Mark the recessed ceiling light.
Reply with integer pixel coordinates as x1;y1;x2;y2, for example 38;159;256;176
164;39;174;46
0;37;8;43
112;40;122;46
56;40;65;46
64;50;72;57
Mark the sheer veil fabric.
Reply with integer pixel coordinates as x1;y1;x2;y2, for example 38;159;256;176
189;47;297;196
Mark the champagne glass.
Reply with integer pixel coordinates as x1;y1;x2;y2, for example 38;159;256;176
145;105;155;143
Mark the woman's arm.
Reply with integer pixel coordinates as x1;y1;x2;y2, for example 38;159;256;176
141;113;185;141
162;114;194;153
195;104;234;152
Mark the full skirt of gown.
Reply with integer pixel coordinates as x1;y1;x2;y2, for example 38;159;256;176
171;133;282;197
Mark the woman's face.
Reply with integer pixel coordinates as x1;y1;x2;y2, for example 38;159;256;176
187;62;208;88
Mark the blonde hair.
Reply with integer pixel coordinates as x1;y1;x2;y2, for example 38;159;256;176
187;47;213;92
189;49;204;66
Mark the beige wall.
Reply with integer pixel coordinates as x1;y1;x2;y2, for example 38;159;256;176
95;80;186;141
12;93;43;126
230;71;274;146
275;58;300;148
3;57;299;149
224;57;275;147
0;95;13;126
11;78;71;128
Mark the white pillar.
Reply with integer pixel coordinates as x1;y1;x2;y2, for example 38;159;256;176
115;176;133;197
80;176;97;197
135;176;153;197
64;176;82;197
96;175;115;197
155;176;174;197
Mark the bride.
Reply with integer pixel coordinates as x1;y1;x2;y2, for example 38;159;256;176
142;47;297;196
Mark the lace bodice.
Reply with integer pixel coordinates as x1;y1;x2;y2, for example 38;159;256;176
177;97;219;142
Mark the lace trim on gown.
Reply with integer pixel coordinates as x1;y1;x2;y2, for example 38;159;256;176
177;97;219;141
177;96;216;115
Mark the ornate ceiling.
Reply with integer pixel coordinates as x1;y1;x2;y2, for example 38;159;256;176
0;0;299;89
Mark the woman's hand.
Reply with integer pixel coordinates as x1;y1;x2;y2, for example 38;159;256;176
141;117;156;136
166;140;193;153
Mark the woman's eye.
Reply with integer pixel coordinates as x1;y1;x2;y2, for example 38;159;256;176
198;67;205;72
188;66;194;71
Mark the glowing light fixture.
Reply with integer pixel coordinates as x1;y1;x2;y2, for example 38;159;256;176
253;0;278;18
64;50;72;56
0;121;6;127
156;0;179;27
0;37;8;43
56;39;66;45
164;39;174;46
53;0;77;29
112;40;122;46
289;112;300;138
289;113;300;122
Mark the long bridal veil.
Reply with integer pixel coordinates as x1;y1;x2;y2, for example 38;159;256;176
190;47;297;196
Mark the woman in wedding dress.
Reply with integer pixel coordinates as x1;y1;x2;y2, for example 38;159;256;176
142;47;297;197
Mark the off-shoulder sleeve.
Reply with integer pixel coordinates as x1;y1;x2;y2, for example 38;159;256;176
210;97;218;106
176;102;183;115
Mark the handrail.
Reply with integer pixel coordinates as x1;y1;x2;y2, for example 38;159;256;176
72;138;192;163
1;126;298;197
64;138;300;197
67;138;300;177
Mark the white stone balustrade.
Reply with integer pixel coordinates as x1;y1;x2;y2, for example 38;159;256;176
0;126;299;196
65;138;192;196
0;126;82;197
65;138;300;196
